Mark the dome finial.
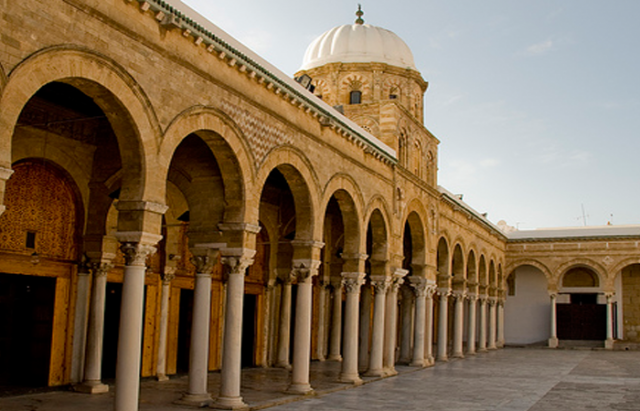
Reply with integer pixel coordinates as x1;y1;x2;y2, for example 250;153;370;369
355;4;364;25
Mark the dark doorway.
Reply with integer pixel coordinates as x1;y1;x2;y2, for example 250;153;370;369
177;288;194;373
557;294;606;340
241;294;257;368
102;282;122;379
0;273;56;390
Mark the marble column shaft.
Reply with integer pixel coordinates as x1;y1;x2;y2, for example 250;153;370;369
488;299;497;349
328;279;343;361
549;293;558;348
338;272;366;384
156;269;175;381
365;276;390;376
276;275;294;368
478;297;488;352
425;289;435;364
383;271;406;375
410;279;429;367
437;290;449;361
79;261;113;393
287;260;320;394
114;242;156;411
399;287;414;364
452;292;465;358
214;252;254;409
466;295;477;355
182;251;216;405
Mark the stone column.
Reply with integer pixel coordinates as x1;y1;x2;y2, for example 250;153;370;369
338;272;366;384
286;260;321;394
436;289;449;361
315;280;329;361
410;278;429;367
548;293;558;348
328;278;343;361
114;241;157;411
71;260;92;384
452;292;465;358
77;260;114;393
0;166;14;217
425;286;435;365
365;276;390;377
383;269;407;376
276;273;294;368
179;250;217;406
213;250;255;410
358;283;372;370
156;268;176;381
488;298;497;350
399;286;414;364
497;300;505;348
466;295;477;355
605;293;614;349
478;296;488;352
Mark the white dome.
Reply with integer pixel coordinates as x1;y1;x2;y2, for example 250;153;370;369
300;23;417;71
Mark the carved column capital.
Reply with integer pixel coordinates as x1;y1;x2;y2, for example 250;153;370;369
370;275;391;295
90;261;114;278
467;293;478;303
437;288;451;298
389;268;408;292
341;272;366;294
409;277;431;298
291;259;321;284
120;242;156;267
161;266;177;283
221;248;256;278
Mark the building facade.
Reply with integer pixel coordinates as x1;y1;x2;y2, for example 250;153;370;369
0;0;638;410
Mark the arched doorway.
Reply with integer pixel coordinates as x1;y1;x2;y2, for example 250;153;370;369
504;265;550;345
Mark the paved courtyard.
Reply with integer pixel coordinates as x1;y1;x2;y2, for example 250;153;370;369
2;348;640;410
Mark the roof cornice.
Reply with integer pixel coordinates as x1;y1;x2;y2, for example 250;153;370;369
127;0;397;165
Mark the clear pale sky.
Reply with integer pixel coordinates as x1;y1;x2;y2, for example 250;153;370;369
182;0;640;230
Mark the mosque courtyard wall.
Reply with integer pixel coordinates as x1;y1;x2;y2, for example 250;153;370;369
0;0;639;409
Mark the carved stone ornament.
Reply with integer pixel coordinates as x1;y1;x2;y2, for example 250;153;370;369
370;277;391;294
603;256;614;267
341;273;366;294
190;254;216;275
436;288;450;298
291;260;321;283
410;279;429;298
120;242;156;266
221;254;254;276
90;261;114;278
161;267;177;283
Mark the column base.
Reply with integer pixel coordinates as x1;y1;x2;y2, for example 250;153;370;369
383;367;398;377
467;350;477;356
285;383;314;395
487;345;497;350
275;362;292;370
338;373;363;385
74;381;109;394
548;337;559;348
327;355;342;361
497;341;505;348
363;368;385;377
175;393;213;407
409;359;426;367
452;351;465;359
605;339;615;350
426;356;435;366
156;374;170;382
478;347;488;353
436;355;448;362
210;396;248;410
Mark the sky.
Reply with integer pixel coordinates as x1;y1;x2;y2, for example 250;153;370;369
182;0;640;230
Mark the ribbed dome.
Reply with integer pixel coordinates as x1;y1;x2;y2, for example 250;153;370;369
300;23;417;71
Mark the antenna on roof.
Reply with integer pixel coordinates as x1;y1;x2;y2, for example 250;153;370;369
355;4;364;25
